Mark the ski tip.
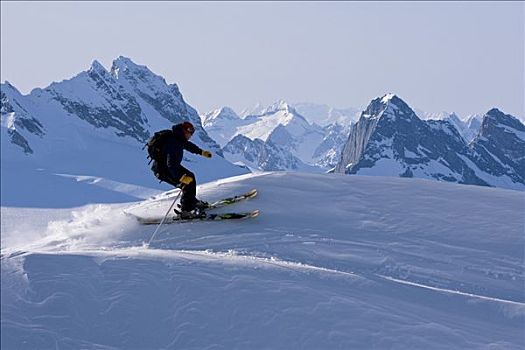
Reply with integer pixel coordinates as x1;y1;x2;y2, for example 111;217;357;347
251;209;260;217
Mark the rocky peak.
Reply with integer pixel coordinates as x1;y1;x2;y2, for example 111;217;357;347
219;106;240;119
261;100;297;116
89;60;108;76
111;56;143;76
110;56;168;88
482;108;525;132
203;106;240;126
1;82;46;154
335;93;491;186
1;81;19;93
1;83;17;114
469;108;525;187
360;94;419;124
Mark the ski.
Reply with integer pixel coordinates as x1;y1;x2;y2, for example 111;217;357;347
136;209;260;225
131;188;257;213
204;188;258;210
126;189;258;224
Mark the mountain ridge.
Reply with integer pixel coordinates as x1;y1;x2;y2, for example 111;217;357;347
335;94;524;190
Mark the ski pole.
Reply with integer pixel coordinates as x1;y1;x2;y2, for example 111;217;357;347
146;185;184;247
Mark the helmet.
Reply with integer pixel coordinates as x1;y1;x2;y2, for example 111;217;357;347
181;121;195;135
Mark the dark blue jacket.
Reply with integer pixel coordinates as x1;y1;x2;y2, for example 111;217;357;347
163;124;202;178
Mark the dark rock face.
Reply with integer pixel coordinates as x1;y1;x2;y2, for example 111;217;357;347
223;134;304;171
7;129;33;154
470;109;525;185
50;92;148;142
335;94;523;189
1;85;45;154
425;120;488;185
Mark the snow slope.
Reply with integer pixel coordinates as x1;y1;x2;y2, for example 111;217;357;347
1;172;524;349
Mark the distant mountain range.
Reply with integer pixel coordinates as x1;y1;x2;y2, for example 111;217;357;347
203;101;352;171
2;56;523;198
202;96;524;190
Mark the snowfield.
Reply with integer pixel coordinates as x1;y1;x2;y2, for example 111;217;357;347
1;172;524;349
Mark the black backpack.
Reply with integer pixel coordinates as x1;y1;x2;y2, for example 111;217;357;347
145;129;173;164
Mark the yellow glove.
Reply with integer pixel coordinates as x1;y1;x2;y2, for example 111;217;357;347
179;174;193;185
202;150;212;158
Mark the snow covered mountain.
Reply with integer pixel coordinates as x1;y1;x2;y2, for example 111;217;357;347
222;134;311;171
236;101;323;150
417;110;483;143
210;101;326;170
444;113;483;143
201;106;249;147
469;108;525;187
202;101;351;171
240;102;360;127
463;113;484;141
239;102;266;118
2;172;524;349
1;82;46;154
0;57;248;207
335;94;525;191
292;102;360;127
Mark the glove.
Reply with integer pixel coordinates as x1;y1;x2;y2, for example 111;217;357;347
202;150;212;158
179;174;193;185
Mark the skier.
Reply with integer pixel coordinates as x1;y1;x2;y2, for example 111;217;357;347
151;121;213;217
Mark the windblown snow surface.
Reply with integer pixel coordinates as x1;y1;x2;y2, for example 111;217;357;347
1;172;524;349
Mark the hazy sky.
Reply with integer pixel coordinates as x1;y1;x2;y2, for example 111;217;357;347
1;1;523;117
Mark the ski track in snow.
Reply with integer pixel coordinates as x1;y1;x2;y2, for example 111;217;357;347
6;247;524;309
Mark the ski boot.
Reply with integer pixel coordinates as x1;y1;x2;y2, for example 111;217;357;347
175;207;206;220
195;199;210;210
176;199;209;211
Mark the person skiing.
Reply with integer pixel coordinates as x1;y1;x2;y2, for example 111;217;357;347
151;121;213;217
